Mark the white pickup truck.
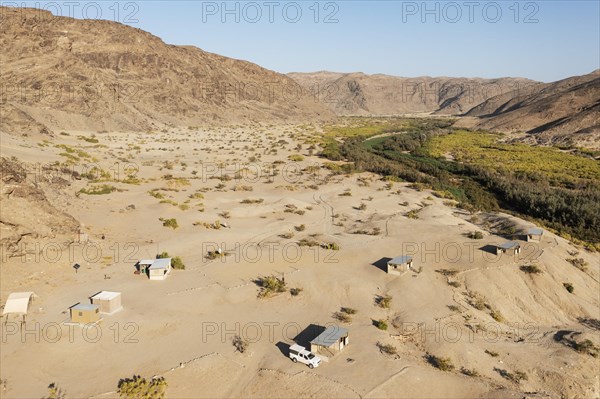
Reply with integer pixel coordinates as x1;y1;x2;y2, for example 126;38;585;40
289;344;321;368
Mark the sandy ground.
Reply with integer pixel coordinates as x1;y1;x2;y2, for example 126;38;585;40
0;126;599;398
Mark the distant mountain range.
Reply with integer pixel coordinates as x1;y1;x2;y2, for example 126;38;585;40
289;70;600;148
0;6;597;149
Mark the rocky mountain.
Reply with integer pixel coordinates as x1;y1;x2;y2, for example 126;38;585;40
459;70;600;148
0;7;333;135
0;157;79;260
287;71;538;116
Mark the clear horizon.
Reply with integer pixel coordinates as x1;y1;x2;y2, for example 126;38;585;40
10;1;600;83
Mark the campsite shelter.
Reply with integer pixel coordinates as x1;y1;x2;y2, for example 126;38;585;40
69;303;100;324
149;258;172;280
310;326;349;356
496;242;521;255
90;291;122;314
526;228;543;242
387;256;413;275
2;292;36;322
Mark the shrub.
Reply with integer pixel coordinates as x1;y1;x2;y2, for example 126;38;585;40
436;269;458;276
374;319;388;330
156;252;185;270
333;311;352;323
520;265;542;274
573;339;599;357
219;211;231;219
288;154;304;162
232;335;249;353
79;184;120;195
290;287;303;296
376;342;397;356
149;190;165;199
295;224;306;232
241;198;264;204
298;238;320;247
340;307;357;315
255;275;287;298
468;231;484;239
426;354;455;371
158;218;178;229
460;367;480;377
490;310;504;322
563;282;574;293
567;258;588;272
117;375;167;399
485;349;499;357
375;294;392;309
448;281;461;288
405;209;421;219
44;383;66;399
323;242;340;250
494;368;528;383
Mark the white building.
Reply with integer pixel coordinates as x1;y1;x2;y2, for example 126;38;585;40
149;258;172;280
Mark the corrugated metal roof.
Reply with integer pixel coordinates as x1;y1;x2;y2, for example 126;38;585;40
389;255;412;265
310;326;348;347
499;242;520;249
149;258;171;270
139;259;155;265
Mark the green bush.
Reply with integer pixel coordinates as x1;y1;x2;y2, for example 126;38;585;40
117;375;167;399
158;218;178;229
375;319;388;330
563;282;574;293
156;252;185;270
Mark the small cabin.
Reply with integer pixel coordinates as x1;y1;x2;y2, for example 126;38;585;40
69;303;100;325
310;326;349;357
387;256;413;275
526;228;543;242
496;242;521;256
149;258;172;280
90;291;122;314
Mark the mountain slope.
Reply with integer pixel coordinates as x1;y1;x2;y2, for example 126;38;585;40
0;7;333;135
460;70;600;148
288;71;538;116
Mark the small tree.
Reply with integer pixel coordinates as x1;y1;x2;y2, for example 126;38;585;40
117;375;167;399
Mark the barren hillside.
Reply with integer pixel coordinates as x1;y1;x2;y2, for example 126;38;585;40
458;70;600;148
0;7;334;135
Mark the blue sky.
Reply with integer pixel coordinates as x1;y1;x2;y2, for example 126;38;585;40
12;1;600;82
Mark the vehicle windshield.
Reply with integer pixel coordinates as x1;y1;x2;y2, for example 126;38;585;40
307;353;315;359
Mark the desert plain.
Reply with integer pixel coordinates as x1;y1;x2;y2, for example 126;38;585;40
0;124;599;398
